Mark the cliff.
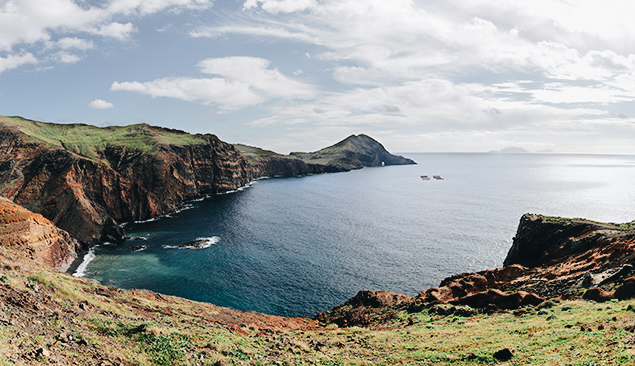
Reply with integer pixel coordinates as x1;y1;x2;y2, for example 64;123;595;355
0;197;80;271
0;117;414;247
236;134;416;177
3;211;635;364
317;213;635;326
0;116;252;245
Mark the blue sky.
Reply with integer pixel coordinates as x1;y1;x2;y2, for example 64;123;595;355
1;0;635;153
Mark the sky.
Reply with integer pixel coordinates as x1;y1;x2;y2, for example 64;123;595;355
1;0;635;154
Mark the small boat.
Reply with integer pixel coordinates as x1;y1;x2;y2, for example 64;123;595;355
421;175;430;180
433;175;444;180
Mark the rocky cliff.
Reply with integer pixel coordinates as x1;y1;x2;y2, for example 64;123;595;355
0;116;252;245
236;134;416;177
0;116;415;249
0;197;80;271
317;213;635;326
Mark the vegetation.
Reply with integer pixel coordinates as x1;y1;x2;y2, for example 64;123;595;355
2;243;635;365
0;115;211;161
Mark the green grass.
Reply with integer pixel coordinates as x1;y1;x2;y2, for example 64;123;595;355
0;115;210;160
4;244;635;365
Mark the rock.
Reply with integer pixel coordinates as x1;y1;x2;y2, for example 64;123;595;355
492;348;513;361
0;197;80;271
36;347;50;358
131;245;147;252
343;290;412;309
0;117;253;245
614;277;635;300
178;239;211;249
583;288;614;302
451;289;543;310
237;134;416;177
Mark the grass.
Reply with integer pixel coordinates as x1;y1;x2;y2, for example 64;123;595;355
3;244;635;365
0;115;210;161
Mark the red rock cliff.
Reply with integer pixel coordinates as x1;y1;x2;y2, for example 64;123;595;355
0;117;253;244
0;197;80;271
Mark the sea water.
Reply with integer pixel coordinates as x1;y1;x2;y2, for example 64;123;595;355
78;153;635;317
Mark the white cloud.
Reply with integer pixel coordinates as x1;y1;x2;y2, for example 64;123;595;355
197;57;316;98
0;53;37;73
55;52;82;64
111;57;316;110
0;0;213;72
243;0;317;14
107;0;212;16
57;37;95;50
111;78;264;109
88;99;114;109
91;22;136;41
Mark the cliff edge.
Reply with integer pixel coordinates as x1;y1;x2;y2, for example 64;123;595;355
0;197;80;271
0;116;414;246
0;116;252;244
318;213;635;327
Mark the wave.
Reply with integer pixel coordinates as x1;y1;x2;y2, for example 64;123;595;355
73;246;97;278
219;183;254;195
163;236;220;250
134;217;158;224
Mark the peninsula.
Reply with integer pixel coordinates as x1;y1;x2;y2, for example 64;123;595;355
2;116;635;365
0;115;414;252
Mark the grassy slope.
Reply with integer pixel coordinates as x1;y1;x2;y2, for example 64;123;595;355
236;135;381;167
2;244;635;365
0;115;209;162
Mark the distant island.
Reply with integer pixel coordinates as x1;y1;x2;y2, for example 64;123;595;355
490;146;530;153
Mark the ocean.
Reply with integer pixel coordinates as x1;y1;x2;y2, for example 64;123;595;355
75;153;635;317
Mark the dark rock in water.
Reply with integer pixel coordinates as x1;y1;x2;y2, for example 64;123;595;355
493;348;513;361
179;239;209;249
131;245;147;252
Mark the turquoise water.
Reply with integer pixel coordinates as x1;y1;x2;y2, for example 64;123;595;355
78;153;635;317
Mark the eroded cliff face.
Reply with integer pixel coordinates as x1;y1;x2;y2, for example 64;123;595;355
0;117;252;244
0;197;80;271
317;214;635;326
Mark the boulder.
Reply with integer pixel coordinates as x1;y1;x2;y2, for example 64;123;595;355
614;277;635;300
582;288;614;302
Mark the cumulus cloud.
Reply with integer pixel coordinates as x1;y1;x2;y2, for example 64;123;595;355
111;57;316;110
88;99;114;109
57;37;95;50
0;53;37;73
0;0;213;72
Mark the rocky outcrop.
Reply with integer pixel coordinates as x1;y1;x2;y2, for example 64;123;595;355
317;213;635;326
0;116;252;244
236;134;416;177
0;197;80;271
234;144;340;177
290;134;416;171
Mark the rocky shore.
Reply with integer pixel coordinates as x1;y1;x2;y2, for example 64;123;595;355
2;206;635;364
316;214;635;327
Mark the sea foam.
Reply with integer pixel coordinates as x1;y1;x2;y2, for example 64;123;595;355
73;246;97;278
163;236;220;250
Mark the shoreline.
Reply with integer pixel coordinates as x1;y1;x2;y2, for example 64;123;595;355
67;181;257;277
